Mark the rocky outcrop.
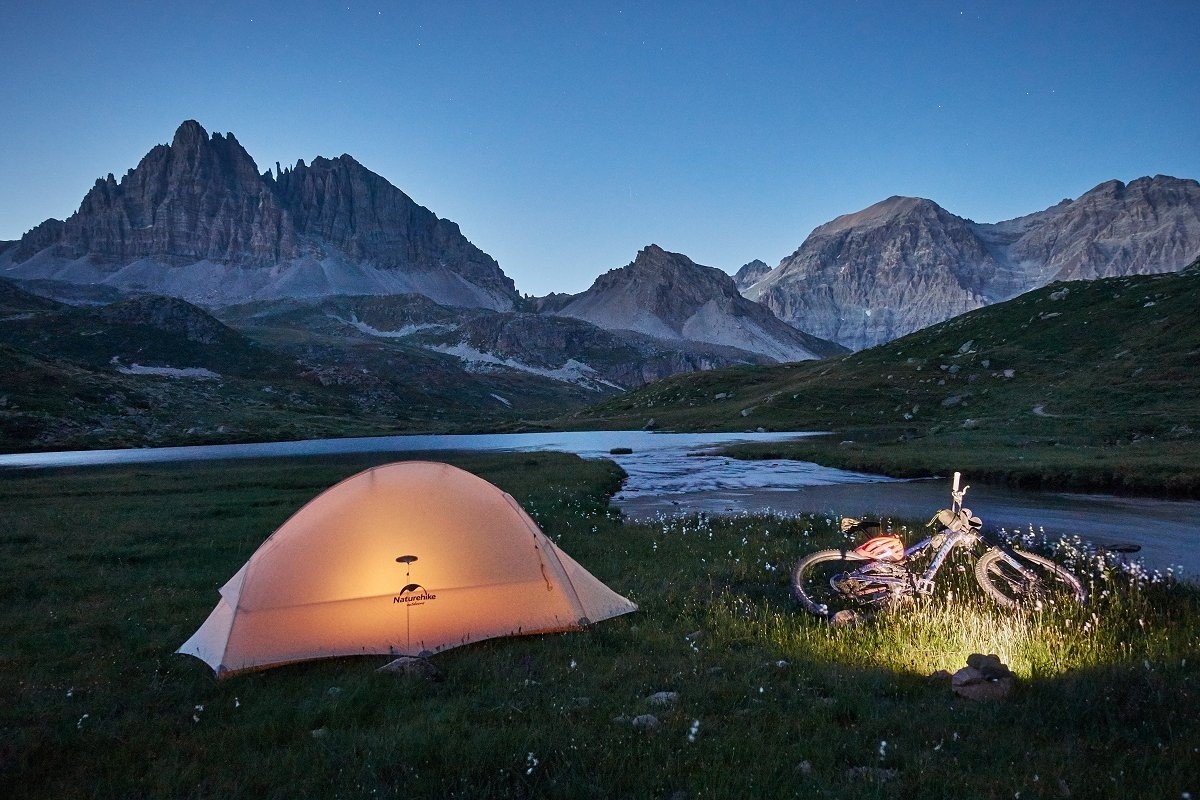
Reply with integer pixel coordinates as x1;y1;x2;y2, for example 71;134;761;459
553;245;845;363
733;259;771;291
3;121;519;311
95;295;245;346
749;177;1200;350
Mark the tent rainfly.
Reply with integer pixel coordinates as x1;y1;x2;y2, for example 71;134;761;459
178;461;637;676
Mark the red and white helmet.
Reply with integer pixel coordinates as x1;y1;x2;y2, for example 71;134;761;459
853;535;906;562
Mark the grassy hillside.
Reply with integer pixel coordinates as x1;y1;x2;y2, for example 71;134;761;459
571;265;1200;495
0;289;609;453
1;453;1196;798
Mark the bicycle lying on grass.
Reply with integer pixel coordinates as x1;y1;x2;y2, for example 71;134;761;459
791;473;1087;623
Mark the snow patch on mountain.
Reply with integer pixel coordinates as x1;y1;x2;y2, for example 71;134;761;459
111;358;220;379
426;342;624;391
330;315;453;338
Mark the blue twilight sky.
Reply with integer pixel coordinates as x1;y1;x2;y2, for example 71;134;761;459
1;1;1197;295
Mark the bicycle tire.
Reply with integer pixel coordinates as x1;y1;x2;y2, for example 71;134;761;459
974;547;1087;609
791;548;882;620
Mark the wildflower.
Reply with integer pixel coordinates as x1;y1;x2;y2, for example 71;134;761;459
878;740;888;759
525;752;539;775
569;659;577;670
688;719;701;743
76;713;89;730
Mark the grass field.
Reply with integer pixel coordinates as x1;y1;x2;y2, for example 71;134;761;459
2;452;1197;798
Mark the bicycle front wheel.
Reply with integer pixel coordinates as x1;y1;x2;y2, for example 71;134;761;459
974;548;1087;609
791;548;886;620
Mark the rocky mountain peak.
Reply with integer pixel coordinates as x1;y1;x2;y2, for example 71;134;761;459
632;243;672;264
552;245;843;362
170;119;208;149
733;259;771;291
587;245;739;303
816;195;944;236
2;120;520;311
1059;175;1198;215
1081;178;1125;197
748;196;1002;351
611;243;701;282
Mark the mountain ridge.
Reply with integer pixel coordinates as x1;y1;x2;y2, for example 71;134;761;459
747;175;1200;350
2;121;519;311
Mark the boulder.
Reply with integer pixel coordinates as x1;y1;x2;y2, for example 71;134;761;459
631;714;661;731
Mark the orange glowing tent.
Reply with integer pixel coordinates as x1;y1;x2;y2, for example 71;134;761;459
178;461;637;676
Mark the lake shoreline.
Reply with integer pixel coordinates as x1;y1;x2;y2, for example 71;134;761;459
719;434;1200;501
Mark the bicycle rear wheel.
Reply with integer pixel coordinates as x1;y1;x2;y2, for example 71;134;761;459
791;548;893;621
974;548;1087;609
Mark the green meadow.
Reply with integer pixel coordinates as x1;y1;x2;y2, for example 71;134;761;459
2;452;1197;799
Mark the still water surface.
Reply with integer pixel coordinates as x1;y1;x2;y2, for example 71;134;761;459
2;430;1194;578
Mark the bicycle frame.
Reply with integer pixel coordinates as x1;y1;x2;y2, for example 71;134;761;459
900;526;981;596
841;472;985;598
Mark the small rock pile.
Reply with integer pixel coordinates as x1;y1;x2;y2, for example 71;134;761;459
955;653;1015;700
931;653;1016;701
